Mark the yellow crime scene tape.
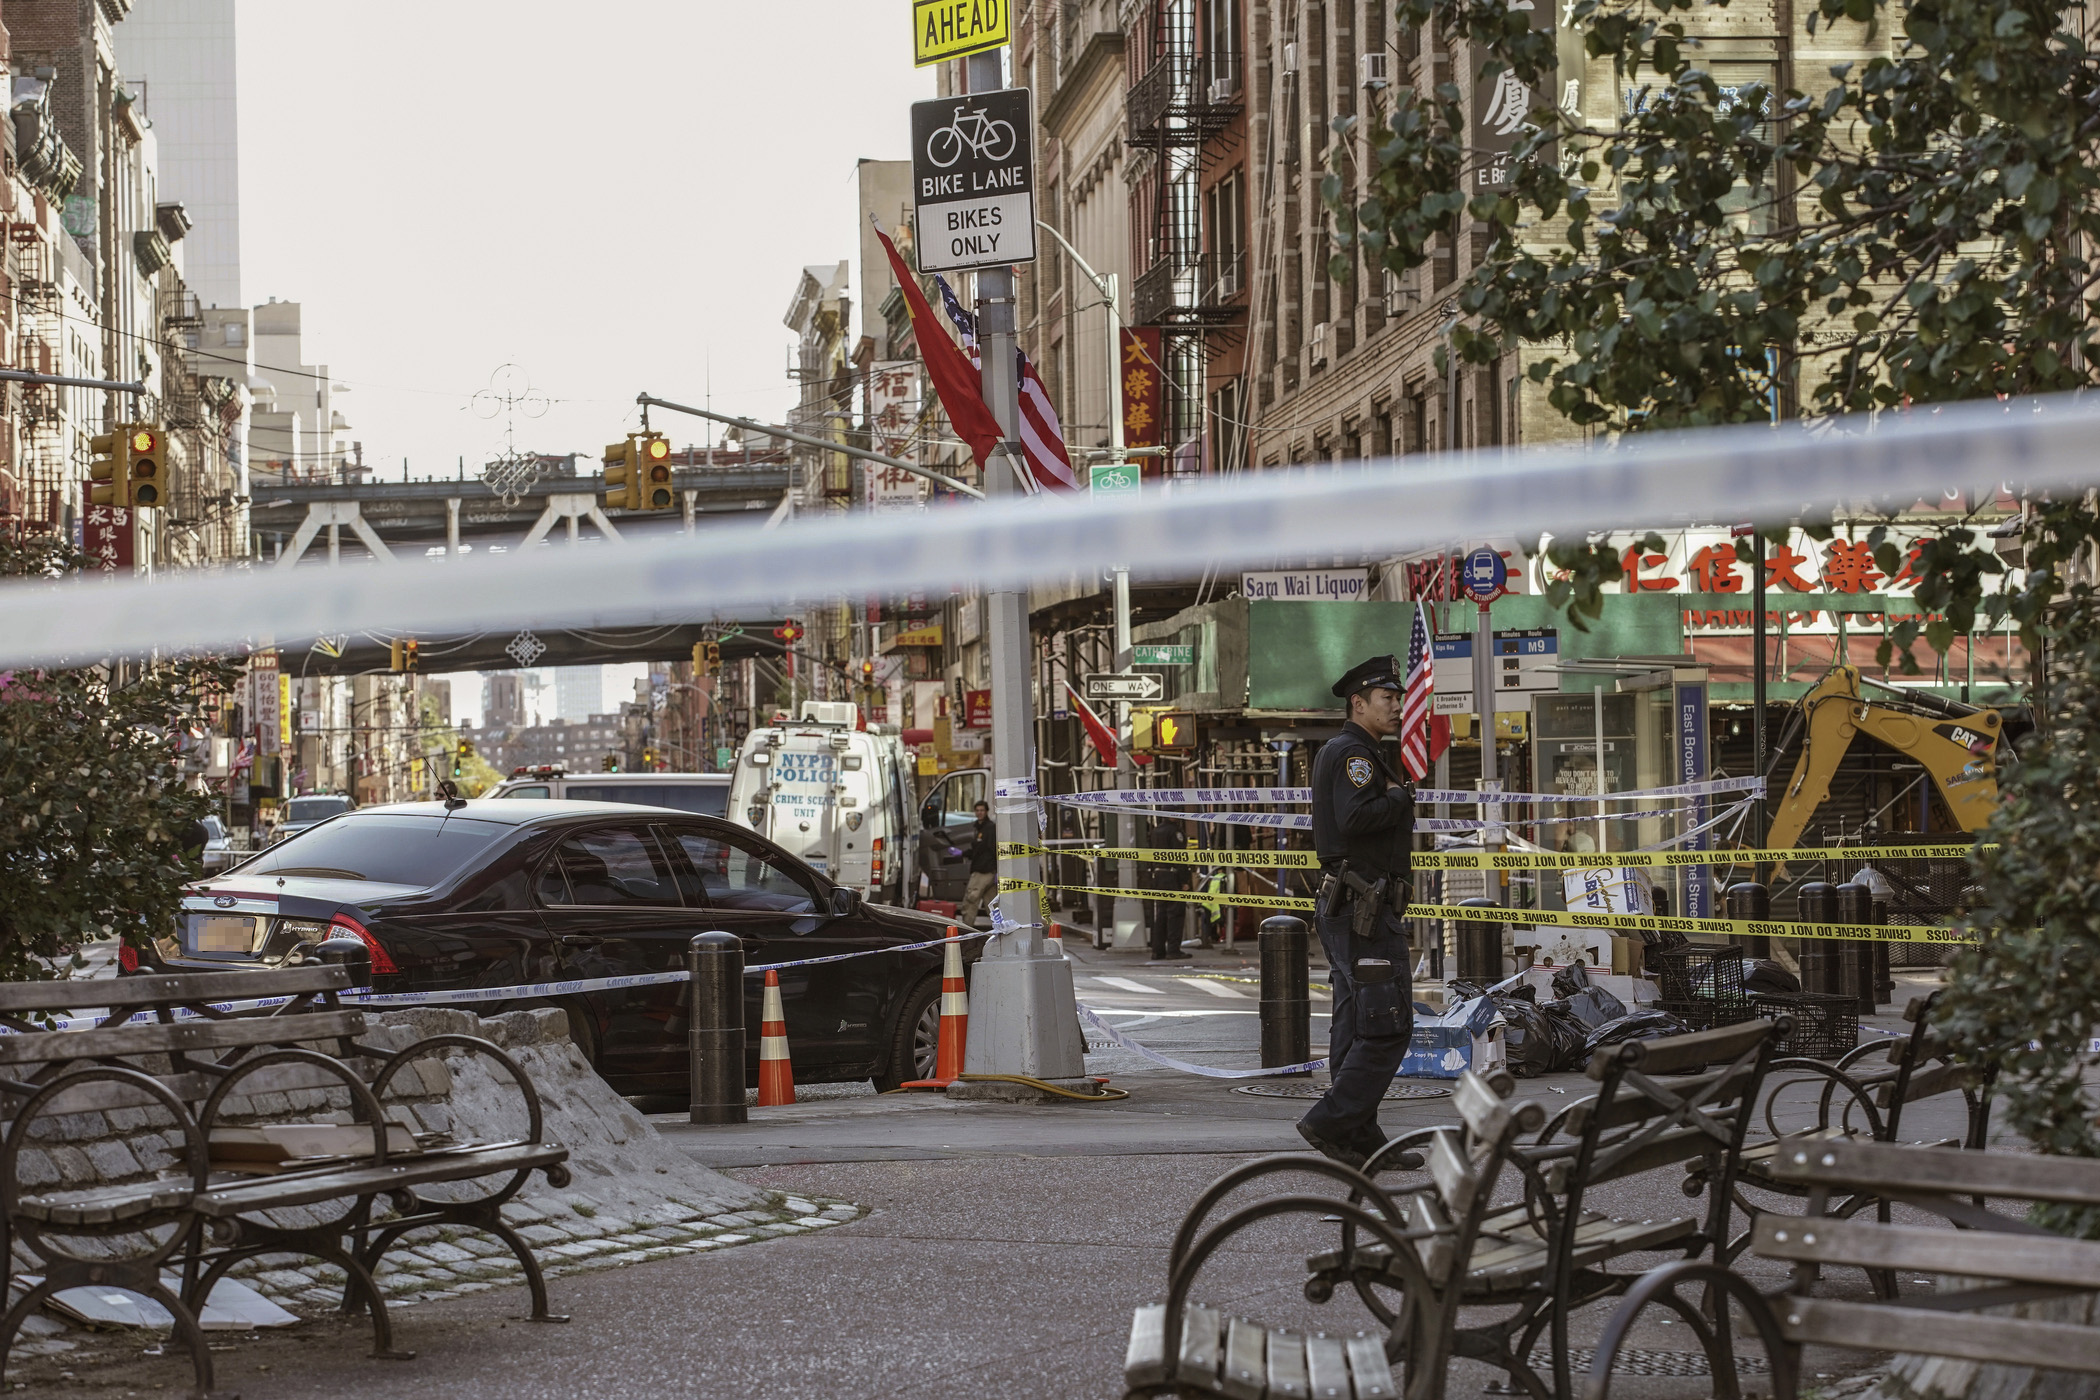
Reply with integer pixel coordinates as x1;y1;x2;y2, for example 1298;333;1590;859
1010;881;1976;944
1000;841;1985;872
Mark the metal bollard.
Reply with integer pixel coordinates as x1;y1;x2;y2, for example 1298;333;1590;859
1834;883;1877;1013
1725;881;1770;959
1871;897;1894;1005
1795;881;1840;996
687;932;747;1125
1258;916;1311;1074
1456;897;1503;982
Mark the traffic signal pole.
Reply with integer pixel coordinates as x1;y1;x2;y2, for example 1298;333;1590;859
955;45;1089;1092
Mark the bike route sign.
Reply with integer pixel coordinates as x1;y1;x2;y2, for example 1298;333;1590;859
910;89;1035;273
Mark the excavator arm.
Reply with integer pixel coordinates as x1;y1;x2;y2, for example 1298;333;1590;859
1763;665;2002;853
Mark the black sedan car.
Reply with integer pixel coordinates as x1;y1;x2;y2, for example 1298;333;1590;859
157;800;967;1094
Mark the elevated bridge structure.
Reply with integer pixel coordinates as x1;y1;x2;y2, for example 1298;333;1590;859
250;464;790;568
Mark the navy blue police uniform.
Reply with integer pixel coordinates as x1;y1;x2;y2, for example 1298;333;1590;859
1296;654;1417;1166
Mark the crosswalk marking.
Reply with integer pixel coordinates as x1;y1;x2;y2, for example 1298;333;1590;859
1180;977;1250;999
1092;976;1155;994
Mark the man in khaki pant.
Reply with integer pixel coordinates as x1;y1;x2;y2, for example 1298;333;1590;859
959;800;999;923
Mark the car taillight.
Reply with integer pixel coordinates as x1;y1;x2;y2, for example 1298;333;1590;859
117;943;139;973
872;837;884;882
329;913;399;975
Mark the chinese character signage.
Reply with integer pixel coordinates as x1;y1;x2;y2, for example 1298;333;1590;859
964;688;992;729
1472;0;1556;191
82;502;133;577
1120;326;1164;457
866;361;927;513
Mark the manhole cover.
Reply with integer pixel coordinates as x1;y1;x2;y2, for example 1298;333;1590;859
1230;1082;1452;1101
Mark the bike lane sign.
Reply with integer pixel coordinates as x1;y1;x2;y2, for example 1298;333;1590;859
910;89;1035;273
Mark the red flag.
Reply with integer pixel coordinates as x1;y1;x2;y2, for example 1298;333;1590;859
872;221;1003;473
1065;681;1116;765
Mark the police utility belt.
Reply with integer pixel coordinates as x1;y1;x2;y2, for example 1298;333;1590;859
1317;863;1413;941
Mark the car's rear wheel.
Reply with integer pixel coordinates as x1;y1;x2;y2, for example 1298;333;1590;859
872;975;943;1092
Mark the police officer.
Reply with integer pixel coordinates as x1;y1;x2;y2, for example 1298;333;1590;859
1296;654;1420;1171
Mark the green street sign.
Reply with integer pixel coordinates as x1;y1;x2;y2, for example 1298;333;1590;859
1089;463;1140;498
1133;644;1194;666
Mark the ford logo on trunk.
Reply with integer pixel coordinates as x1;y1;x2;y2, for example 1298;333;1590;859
214;896;237;908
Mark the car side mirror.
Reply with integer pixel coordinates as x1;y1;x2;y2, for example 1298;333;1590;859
830;886;862;918
920;800;940;831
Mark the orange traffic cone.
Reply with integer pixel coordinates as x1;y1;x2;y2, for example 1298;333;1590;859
1045;919;1065;955
902;927;968;1089
756;969;795;1106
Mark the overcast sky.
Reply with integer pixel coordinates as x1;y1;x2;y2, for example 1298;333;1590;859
236;1;935;482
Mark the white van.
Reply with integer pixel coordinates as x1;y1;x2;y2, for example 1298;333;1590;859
728;701;915;905
483;768;733;818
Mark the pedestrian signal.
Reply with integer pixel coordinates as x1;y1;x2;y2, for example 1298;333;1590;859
639;434;675;510
1154;711;1198;752
1129;708;1159;753
88;429;121;507
602;438;639;511
123;426;161;508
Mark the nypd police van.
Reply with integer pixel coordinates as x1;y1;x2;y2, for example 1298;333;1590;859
727;702;916;906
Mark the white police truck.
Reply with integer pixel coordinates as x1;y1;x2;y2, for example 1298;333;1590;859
727;701;916;906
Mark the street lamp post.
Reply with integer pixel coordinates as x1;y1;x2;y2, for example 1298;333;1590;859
954;46;1089;1091
1034;219;1143;948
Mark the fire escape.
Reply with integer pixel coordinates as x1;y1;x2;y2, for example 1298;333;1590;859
1127;0;1243;328
11;224;65;530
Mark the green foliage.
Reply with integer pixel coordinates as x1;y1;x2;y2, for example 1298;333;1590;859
0;534;240;978
1937;593;2100;1170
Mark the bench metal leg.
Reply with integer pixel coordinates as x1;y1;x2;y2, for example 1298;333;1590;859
355;1201;568;1325
2;1266;224;1400
1582;1261;1797;1400
191;1229;411;1361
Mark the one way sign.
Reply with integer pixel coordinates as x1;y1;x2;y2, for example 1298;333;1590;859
910;89;1036;273
1083;672;1164;702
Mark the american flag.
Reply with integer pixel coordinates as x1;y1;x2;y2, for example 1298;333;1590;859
933;274;1079;493
1400;602;1437;780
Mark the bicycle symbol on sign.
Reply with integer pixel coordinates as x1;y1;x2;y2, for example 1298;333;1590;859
925;103;1017;168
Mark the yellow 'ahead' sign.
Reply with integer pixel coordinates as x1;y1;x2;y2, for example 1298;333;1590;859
914;0;1008;67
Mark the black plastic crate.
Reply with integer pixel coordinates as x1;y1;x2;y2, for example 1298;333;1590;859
1644;943;1748;1005
1752;991;1860;1060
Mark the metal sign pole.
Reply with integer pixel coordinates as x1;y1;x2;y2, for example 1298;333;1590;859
954;46;1087;1088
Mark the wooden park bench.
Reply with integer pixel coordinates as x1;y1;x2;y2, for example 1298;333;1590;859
1686;989;1996;1282
0;960;571;1399
1125;1019;1785;1400
1585;1136;2100;1400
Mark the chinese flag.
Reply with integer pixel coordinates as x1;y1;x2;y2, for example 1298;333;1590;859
872;221;1004;473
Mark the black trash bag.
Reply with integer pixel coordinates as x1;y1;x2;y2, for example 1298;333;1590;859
1494;996;1558;1078
1550;962;1595;999
1558;984;1631;1031
1538;1001;1595;1072
1446;979;1492;1003
1745;959;1801;996
1582;1009;1693;1057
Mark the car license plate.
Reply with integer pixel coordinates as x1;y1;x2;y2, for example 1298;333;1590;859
189;914;257;954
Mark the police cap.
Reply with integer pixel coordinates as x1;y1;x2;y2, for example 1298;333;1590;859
1331;653;1404;699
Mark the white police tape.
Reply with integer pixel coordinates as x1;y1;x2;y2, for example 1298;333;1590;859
0;394;2090;668
4;930;1000;1033
1077;1004;1329;1078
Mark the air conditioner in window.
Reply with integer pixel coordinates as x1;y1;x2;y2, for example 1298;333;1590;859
1281;42;1299;72
1383;267;1419;317
1208;76;1236;104
1309;321;1330;368
1360;52;1390;89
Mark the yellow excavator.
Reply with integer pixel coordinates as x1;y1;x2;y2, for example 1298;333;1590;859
1762;664;2004;853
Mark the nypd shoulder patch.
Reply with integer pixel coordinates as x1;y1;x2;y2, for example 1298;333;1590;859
1346;756;1374;788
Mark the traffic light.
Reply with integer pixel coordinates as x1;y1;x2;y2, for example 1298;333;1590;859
88;429;121;507
1154;711;1198;752
859;660;876;683
638;433;675;510
693;639;722;672
602;437;639;511
123;425;162;509
453;740;471;779
389;638;419;672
